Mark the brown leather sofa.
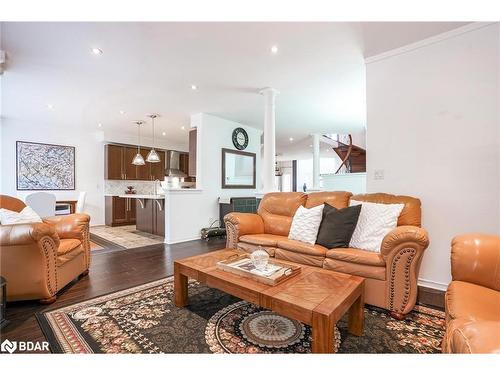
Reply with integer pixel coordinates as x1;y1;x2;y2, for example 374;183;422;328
442;234;500;353
224;192;429;319
0;195;91;303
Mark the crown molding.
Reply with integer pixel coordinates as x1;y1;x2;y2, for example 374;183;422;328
365;22;497;65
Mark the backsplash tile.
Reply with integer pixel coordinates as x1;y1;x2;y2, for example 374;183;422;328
104;180;161;196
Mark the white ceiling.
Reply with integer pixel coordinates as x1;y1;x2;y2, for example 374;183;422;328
1;22;468;152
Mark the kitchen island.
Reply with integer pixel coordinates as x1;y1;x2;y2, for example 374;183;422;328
118;195;165;237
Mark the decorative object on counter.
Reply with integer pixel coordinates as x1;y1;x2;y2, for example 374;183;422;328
16;141;75;190
231;127;249;150
146;114;161;163
125;186;136;194
0;276;8;328
131;120;146;166
221;148;256;189
250;246;269;271
200;219;226;241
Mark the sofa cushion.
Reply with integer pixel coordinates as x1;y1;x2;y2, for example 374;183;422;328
323;258;386;280
445;281;500;322
274;248;325;267
305;191;352;209
316;204;361;248
277;238;327;257
57;239;82;255
349;200;404;252
257;192;307;236
326;248;385;267
239;233;287;247
288;204;324;245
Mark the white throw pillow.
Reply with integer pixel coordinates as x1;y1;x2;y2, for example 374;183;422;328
349;200;404;252
0;206;43;225
288;204;324;245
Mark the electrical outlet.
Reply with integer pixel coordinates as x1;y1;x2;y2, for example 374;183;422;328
374;170;385;180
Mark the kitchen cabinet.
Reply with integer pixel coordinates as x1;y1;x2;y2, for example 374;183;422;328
105;144;166;181
105;196;136;226
135;198;165;237
188;129;197;177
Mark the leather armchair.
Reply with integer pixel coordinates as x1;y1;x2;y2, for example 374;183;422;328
224;191;429;318
442;233;500;353
0;195;91;303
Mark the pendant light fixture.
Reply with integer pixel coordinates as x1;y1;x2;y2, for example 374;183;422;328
146;114;161;163
131;120;146;166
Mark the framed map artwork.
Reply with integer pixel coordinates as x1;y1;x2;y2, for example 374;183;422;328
16;141;75;190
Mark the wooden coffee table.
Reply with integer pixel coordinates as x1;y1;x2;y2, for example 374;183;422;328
174;248;365;353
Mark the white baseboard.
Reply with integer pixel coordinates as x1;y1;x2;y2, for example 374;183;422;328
418;278;448;292
164;236;202;245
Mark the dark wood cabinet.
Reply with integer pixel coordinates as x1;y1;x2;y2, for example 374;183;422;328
150;150;166;180
105;196;136;226
105;144;166;181
188;129;197;177
135;199;165;236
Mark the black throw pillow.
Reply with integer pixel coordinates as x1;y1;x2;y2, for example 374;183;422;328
316;203;362;249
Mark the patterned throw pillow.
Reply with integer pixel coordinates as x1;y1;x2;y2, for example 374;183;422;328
288;204;324;245
0;206;43;225
349;200;404;252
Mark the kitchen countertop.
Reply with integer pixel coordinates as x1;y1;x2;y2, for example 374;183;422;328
117;194;165;199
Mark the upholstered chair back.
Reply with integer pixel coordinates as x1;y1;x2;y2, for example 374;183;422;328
351;193;422;227
0;195;26;213
257;192;307;236
305;191;352;209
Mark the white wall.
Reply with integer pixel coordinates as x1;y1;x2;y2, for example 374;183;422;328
366;23;500;290
164;113;262;244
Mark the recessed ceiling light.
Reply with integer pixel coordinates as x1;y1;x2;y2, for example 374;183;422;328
47;104;54;110
309;144;312;147
162;132;166;136
119;110;125;115
91;47;103;55
181;126;185;130
97;123;102;128
191;84;198;90
271;45;278;54
289;137;294;142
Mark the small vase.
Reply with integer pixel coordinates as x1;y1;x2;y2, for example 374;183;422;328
250;246;269;271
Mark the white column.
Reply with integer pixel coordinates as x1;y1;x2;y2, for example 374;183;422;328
312;133;320;189
259;87;279;193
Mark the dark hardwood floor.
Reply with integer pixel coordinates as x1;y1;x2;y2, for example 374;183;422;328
1;238;227;348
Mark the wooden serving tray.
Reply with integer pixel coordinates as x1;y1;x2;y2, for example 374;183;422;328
216;254;301;286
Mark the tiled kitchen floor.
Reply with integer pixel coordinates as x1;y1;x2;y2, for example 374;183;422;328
90;225;164;249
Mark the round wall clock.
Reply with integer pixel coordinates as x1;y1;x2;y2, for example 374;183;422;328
232;127;249;150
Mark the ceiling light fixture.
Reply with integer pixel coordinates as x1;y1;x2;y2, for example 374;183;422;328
131;121;146;166
289;137;294;142
191;84;198;90
146;114;161;163
271;45;278;54
181;126;185;130
119;110;125;115
162;131;166;136
91;47;103;55
47;104;54;110
97;123;102;128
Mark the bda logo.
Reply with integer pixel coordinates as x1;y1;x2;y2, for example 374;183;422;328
1;339;17;353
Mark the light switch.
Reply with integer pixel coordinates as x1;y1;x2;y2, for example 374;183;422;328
374;170;385;180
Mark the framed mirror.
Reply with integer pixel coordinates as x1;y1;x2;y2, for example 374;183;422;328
222;148;256;189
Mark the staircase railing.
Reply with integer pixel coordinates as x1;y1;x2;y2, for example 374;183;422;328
334;134;353;174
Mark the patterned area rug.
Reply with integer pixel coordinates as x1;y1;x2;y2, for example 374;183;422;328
36;277;445;354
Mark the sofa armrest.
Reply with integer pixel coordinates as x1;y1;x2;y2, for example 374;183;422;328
224;213;264;249
0;223;60;300
380;226;429;315
451;233;500;291
0;222;59;246
43;213;91;269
